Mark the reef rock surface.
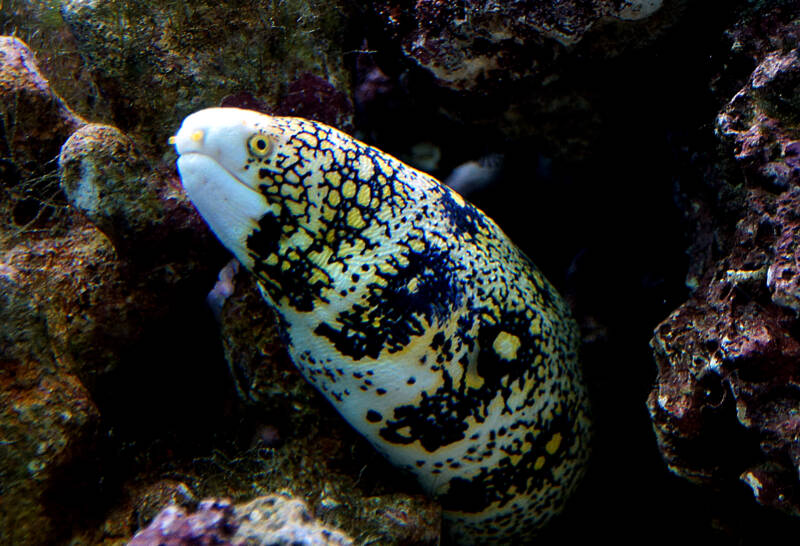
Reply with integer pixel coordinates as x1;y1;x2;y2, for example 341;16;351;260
58;0;356;155
373;0;666;92
649;2;800;518
360;0;683;159
128;495;355;546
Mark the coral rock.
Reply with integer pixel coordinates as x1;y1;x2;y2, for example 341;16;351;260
234;495;353;546
717;48;800;191
649;222;800;512
0;35;85;241
767;188;800;313
128;499;236;546
0;276;100;544
58;124;163;253
128;495;355;546
0;35;84;170
650;6;800;518
650;190;800;516
60;0;356;155
374;0;666;93
363;1;683;160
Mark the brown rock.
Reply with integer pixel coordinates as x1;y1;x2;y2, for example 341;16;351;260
0;36;85;244
59;0;357;155
0;36;84;170
0;274;100;544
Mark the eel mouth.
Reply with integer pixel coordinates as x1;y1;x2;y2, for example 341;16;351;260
176;151;268;268
177;150;251;192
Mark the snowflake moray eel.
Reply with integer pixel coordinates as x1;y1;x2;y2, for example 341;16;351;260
172;107;591;544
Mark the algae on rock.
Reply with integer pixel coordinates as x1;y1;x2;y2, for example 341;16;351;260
60;0;358;155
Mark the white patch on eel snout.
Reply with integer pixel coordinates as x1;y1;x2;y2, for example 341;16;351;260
176;152;267;269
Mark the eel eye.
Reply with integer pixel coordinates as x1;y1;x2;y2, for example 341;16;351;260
248;133;272;157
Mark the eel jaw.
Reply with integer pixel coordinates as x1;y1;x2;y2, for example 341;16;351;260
176;151;267;269
171;108;281;268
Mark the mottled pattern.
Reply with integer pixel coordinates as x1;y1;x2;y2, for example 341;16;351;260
173;108;591;543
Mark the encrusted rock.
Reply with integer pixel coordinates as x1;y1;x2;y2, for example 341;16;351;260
0;35;85;242
717;48;800;191
234;495;354;545
3;224;150;389
723;3;800;68
58;124;163;254
128;495;355;545
59;0;356;154
360;1;685;161
648;188;800;488
373;0;665;93
649;4;800;518
0;38;240;546
0;35;84;169
0;274;100;544
128;499;238;546
0;4;102;121
0;173;229;545
767;188;800;313
649;193;800;510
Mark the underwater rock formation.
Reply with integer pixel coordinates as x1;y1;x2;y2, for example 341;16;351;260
59;124;164;253
234;495;353;545
649;3;800;518
59;0;357;155
361;0;683;160
57;121;220;268
1;139;224;541
717;49;800;192
0;36;84;243
128;495;355;545
0;36;84;169
0;3;102;121
0;38;99;543
128;499;238;546
0;274;100;545
373;0;665;93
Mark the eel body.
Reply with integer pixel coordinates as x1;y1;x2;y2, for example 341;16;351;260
172;107;591;543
